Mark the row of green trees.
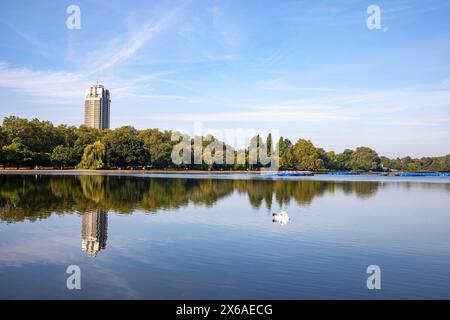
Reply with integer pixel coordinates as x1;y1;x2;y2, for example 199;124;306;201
0;116;449;171
380;155;450;172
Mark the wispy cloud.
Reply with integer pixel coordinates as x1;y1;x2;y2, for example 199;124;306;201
258;78;350;93
0;62;86;103
257;105;340;111
0;1;190;106
133;54;237;65
0;62;183;105
0;20;47;56
209;5;242;51
258;78;450;113
86;3;186;73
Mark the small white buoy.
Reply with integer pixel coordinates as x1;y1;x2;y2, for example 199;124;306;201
272;211;289;225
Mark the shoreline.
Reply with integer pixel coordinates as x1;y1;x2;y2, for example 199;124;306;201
1;169;448;176
0;169;312;175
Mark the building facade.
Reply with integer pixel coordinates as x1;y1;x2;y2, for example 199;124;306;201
84;84;110;130
81;209;108;257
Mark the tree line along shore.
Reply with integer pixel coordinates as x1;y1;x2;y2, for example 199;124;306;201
0;116;449;172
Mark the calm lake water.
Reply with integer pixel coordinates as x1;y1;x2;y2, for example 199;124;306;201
1;173;450;299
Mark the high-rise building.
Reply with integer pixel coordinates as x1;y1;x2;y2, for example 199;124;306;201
84;84;110;130
81;209;108;257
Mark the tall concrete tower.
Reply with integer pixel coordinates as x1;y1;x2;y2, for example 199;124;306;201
84;84;110;130
81;209;108;257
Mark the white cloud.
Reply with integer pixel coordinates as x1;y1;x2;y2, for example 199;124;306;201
0;2;190;107
0;62;182;105
0;62;87;102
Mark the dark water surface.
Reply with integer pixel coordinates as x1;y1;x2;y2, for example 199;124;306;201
0;173;449;299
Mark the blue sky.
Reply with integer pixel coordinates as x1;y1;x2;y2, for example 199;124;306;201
0;0;449;157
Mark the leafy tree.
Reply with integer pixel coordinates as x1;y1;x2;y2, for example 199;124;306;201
232;149;248;170
78;141;106;170
1;115;449;172
0;148;4;169
266;133;272;158
55;124;78;147
51;145;77;168
0;127;6;168
400;156;413;169
0;128;7;147
73;126;103;163
139;129;176;169
106;135;150;168
150;142;173;168
291;139;324;171
1;116;65;153
380;156;401;171
316;147;330;169
32;152;52;167
248;135;270;169
104;126;137;142
379;154;450;172
276;137;294;169
326;151;338;170
334;149;354;171
2;116;29;141
350;147;381;171
443;155;450;172
2;137;32;169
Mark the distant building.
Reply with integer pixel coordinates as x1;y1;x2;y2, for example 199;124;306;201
81;209;108;257
84;84;110;130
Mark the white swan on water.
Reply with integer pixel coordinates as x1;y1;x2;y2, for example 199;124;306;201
272;211;290;225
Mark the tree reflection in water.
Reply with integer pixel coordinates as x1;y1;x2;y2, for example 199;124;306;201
0;174;385;223
2;174;448;257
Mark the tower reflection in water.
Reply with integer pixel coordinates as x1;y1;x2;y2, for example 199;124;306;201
81;209;108;257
